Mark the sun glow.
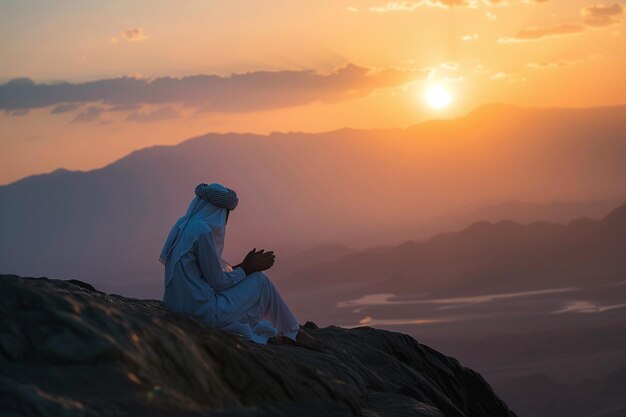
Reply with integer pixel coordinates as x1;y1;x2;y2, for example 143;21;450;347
424;84;453;109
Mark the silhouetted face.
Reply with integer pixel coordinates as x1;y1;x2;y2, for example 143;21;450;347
225;209;231;225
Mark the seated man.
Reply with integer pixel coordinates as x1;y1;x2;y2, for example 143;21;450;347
159;182;320;349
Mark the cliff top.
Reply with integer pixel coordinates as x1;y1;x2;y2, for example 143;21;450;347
0;275;516;417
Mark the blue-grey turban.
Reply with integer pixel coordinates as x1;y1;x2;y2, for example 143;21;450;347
195;183;239;210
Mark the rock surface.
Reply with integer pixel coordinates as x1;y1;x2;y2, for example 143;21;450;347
0;275;517;417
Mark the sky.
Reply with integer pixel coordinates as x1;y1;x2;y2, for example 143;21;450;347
0;0;625;184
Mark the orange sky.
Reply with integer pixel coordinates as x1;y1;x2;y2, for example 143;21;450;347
1;0;625;184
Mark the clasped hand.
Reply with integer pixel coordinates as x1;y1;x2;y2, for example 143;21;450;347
239;248;275;275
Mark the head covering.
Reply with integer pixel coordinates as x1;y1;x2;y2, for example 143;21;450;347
194;183;239;210
159;183;237;287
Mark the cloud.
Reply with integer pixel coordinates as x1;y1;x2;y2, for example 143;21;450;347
368;0;548;11
526;60;577;69
108;103;141;112
461;33;479;41
369;1;471;12
489;71;526;82
498;23;585;43
440;61;459;70
50;103;81;114
499;4;623;44
581;3;624;27
0;63;425;115
125;106;179;122
7;109;30;116
486;0;550;3
525;54;601;69
512;23;585;39
491;71;508;80
122;27;147;41
482;71;528;83
71;106;105;123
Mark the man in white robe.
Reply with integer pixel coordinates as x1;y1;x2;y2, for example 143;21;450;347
160;183;320;349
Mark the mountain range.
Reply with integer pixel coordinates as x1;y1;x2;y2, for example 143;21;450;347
1;104;625;297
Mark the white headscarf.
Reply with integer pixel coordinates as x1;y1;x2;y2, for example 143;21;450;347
159;186;230;287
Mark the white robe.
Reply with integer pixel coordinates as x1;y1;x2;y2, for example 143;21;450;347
161;194;299;344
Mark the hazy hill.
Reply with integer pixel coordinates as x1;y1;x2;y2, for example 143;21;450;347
274;200;626;326
0;104;625;296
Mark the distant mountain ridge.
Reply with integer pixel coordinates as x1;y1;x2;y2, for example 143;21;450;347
392;197;621;243
276;200;626;297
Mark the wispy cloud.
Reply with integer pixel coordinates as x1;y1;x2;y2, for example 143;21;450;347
125;106;179;123
6;109;30;116
498;23;585;43
491;71;508;80
526;54;601;70
526;61;576;69
368;0;548;11
486;0;551;3
440;61;459;70
581;3;624;27
71;106;105;124
50;103;81;114
122;27;147;41
490;71;526;82
499;3;624;44
111;27;147;44
369;1;472;12
461;33;479;41
0;64;425;117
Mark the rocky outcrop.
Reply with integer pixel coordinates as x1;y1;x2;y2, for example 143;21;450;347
0;275;517;417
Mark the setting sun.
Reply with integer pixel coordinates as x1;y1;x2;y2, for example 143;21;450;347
425;85;453;109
